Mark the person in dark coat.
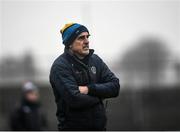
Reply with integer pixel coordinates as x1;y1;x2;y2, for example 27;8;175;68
49;23;120;131
10;81;47;131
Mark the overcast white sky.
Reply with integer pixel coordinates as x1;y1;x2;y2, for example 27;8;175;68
0;0;180;79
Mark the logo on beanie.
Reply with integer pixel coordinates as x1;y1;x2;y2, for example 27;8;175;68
91;66;96;74
76;30;80;34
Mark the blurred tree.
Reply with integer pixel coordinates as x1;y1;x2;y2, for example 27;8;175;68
22;52;36;81
120;36;169;88
0;51;36;84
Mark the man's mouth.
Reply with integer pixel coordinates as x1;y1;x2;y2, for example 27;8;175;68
83;46;89;50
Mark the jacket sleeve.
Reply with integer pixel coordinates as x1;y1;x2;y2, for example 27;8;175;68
88;57;120;98
50;64;100;110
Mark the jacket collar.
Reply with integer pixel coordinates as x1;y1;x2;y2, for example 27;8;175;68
64;48;94;68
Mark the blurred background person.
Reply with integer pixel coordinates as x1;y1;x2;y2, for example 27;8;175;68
9;81;48;131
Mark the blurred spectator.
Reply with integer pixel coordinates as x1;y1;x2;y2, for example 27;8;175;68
9;81;48;130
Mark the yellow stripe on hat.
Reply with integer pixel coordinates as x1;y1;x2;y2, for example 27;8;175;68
60;22;75;34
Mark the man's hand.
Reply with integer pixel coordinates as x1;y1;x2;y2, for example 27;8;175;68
79;86;89;94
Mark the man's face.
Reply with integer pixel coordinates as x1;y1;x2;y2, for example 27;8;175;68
25;90;39;103
70;32;90;57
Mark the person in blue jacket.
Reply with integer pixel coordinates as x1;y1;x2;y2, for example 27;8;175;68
49;23;120;130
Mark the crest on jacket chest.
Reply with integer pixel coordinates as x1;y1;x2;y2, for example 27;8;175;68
88;65;97;83
90;66;96;74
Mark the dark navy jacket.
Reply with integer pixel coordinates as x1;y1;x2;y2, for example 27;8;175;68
49;49;120;130
10;98;47;131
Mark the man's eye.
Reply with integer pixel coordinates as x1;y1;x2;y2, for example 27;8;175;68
78;35;90;40
79;36;84;40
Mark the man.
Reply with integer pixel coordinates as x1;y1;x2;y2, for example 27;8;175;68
10;81;47;130
49;23;120;130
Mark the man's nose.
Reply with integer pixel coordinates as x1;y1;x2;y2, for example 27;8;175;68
84;37;89;44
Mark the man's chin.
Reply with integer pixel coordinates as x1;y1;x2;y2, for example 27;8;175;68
82;50;89;56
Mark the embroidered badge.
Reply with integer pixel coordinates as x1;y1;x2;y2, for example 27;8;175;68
91;66;96;74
